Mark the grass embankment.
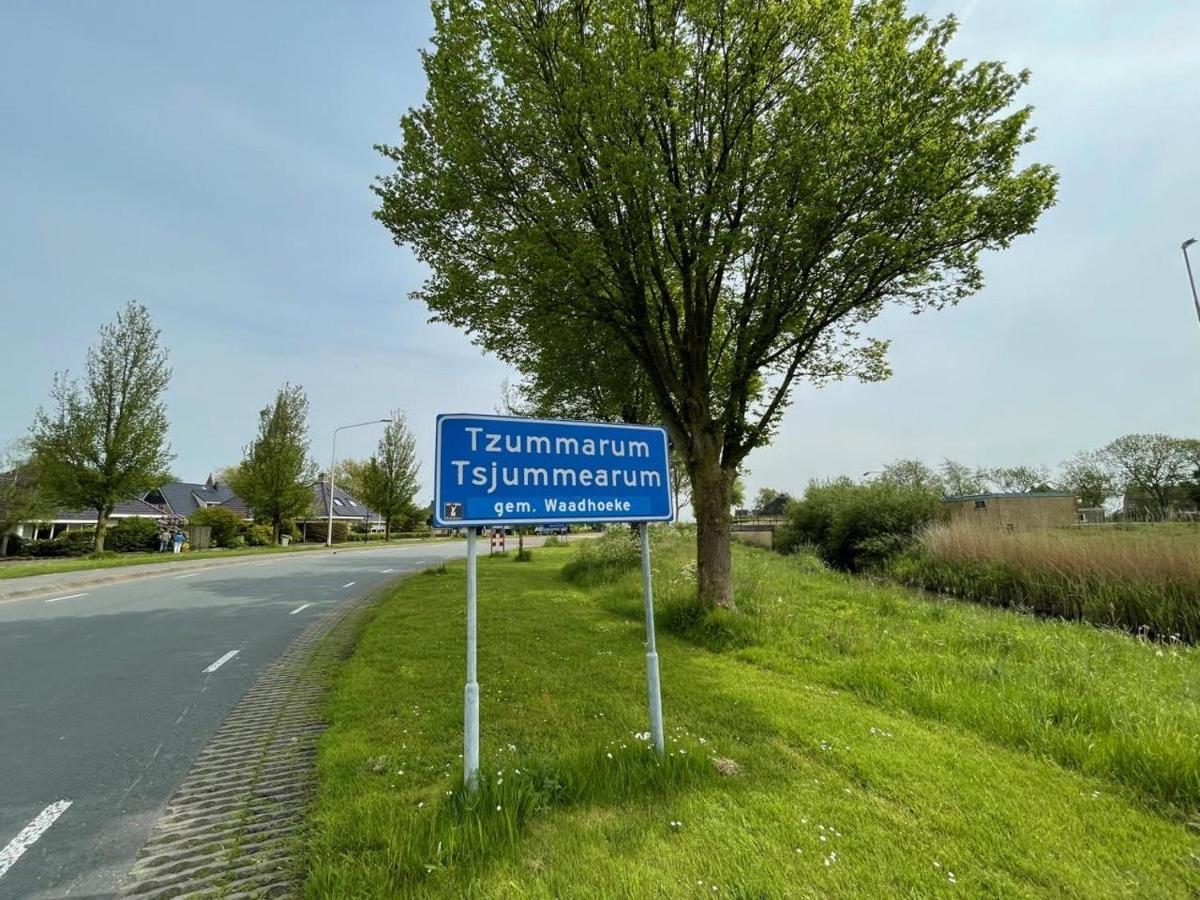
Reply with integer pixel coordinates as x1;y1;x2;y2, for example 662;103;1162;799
306;532;1200;898
889;522;1200;641
0;537;450;580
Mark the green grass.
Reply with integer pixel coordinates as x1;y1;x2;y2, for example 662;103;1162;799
0;537;449;580
305;532;1200;898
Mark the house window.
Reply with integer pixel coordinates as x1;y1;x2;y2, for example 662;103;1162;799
332;498;344;507
974;500;987;510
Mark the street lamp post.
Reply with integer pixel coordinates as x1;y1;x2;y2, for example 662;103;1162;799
1183;238;1200;328
327;419;390;547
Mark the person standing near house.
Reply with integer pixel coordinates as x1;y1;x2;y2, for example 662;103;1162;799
172;529;184;554
157;529;169;553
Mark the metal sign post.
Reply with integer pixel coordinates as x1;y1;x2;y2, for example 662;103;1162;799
435;413;675;790
464;529;480;788
639;523;665;754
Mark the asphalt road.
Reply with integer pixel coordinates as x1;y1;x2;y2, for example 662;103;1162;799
0;542;465;899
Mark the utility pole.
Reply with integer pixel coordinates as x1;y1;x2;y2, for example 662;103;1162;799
1183;238;1200;328
327;419;389;546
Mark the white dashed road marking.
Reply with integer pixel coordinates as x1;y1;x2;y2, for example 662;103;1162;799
342;582;356;588
174;573;199;580
0;800;72;880
289;603;311;615
203;650;240;674
45;593;87;604
381;569;394;574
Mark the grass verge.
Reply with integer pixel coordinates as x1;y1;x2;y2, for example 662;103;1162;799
305;533;1200;898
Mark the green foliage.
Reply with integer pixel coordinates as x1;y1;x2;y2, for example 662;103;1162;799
29;301;174;551
231;383;316;540
1099;433;1200;518
29;530;95;557
775;479;943;570
362;411;421;539
332;458;371;509
107;516;160;553
513;548;533;562
243;523;275;547
305;533;1200;897
561;530;641;585
374;0;1057;609
540;535;563;548
1058;451;1116;508
0;447;50;555
304;520;349;544
187;506;243;548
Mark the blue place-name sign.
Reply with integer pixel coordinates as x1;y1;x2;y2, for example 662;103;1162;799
434;414;673;526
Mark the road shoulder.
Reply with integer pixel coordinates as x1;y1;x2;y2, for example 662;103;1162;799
116;577;384;898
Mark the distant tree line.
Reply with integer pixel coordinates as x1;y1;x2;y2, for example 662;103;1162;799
3;302;423;555
755;433;1200;522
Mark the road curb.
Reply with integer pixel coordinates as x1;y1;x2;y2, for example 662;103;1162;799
116;582;386;898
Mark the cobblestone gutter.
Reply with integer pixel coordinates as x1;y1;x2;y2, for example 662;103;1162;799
118;591;380;899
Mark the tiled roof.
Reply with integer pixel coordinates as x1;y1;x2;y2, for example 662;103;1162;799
147;480;245;518
943;492;1076;502
52;498;169;522
308;481;379;520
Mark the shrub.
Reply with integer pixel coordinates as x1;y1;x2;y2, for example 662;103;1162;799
29;530;95;557
244;523;275;546
107;516;161;553
3;534;26;557
561;529;641;585
188;506;244;548
225;534;245;549
514;548;534;562
541;535;563;548
775;478;943;571
304;521;350;544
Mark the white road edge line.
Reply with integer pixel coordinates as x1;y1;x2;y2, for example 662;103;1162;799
203;650;240;674
0;800;72;881
45;593;87;604
381;569;394;574
174;572;199;580
342;581;357;588
289;603;311;615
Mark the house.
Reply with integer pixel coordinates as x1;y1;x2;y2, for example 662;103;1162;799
295;474;381;538
942;492;1078;528
10;497;169;542
143;475;250;520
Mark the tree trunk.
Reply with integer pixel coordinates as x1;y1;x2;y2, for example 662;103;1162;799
690;457;734;609
385;518;391;542
0;533;9;557
95;510;111;552
273;521;282;545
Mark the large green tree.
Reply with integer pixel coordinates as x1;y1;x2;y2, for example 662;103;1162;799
1100;433;1200;519
232;383;316;542
1057;451;1116;509
30;301;174;551
362;411;421;540
377;0;1057;606
333;458;372;506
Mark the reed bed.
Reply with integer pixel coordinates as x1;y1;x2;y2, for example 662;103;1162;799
889;522;1200;640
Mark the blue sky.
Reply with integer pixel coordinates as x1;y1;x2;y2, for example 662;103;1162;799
1;1;1197;509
